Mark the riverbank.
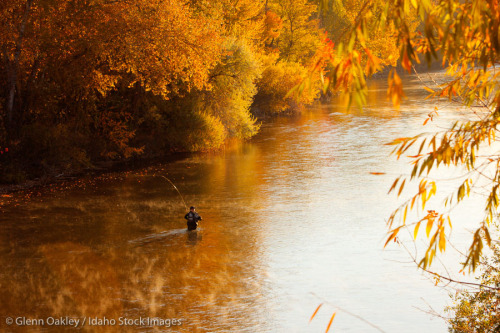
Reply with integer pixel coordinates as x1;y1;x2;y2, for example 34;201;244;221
0;152;193;195
0;106;310;195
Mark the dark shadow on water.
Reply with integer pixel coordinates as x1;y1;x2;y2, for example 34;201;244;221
186;230;202;245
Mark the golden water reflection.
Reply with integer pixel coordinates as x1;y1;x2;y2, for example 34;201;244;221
0;75;470;332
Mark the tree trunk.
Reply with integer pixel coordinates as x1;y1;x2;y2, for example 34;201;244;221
6;66;17;127
5;0;33;132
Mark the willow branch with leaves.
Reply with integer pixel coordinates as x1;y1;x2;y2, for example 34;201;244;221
306;0;500;273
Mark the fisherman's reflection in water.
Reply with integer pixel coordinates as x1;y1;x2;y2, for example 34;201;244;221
186;230;202;245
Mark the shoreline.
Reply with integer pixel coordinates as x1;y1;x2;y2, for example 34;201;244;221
0;110;297;196
0;152;192;196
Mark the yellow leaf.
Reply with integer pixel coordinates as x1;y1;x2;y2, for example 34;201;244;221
438;229;446;252
426;219;433;237
388;177;400;194
398;179;406;196
414;221;421;239
325;312;337;333
483;226;491;246
384;227;400;247
310;303;323;322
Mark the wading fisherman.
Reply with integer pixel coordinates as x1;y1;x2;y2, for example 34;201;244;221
185;206;202;231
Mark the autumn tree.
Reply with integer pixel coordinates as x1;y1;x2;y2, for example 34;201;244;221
261;10;283;52
253;53;319;115
268;0;323;64
249;0;325;115
0;0;223;179
154;0;266;148
0;0;327;181
1;0;221;127
219;0;266;44
171;38;262;149
317;0;419;67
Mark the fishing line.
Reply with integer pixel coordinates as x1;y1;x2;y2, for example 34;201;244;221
137;174;188;210
157;175;188;211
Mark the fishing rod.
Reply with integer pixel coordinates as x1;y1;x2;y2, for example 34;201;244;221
157;175;188;211
137;174;188;211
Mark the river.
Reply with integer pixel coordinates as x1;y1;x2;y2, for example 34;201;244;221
0;74;487;332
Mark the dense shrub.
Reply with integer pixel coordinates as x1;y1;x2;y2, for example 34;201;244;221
253;54;319;115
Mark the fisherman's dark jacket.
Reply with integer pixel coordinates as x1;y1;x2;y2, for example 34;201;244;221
185;211;201;222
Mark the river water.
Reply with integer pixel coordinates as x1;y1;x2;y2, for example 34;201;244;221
0;74;489;332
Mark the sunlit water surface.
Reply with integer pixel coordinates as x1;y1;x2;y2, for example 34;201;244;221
0;74;489;332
